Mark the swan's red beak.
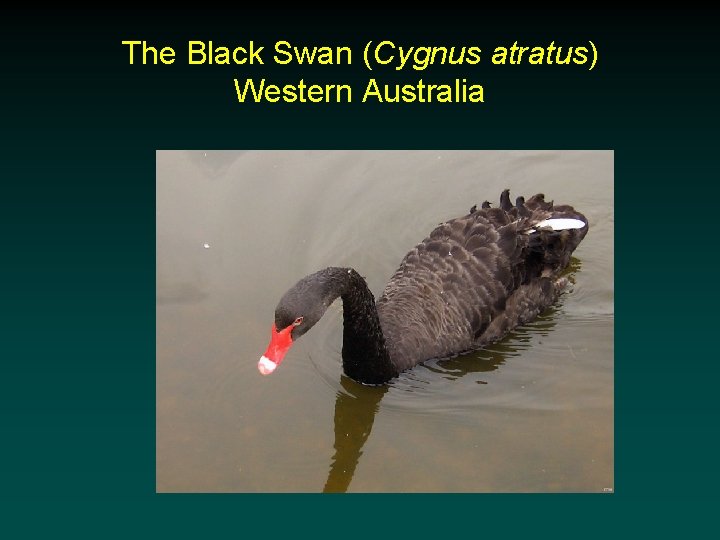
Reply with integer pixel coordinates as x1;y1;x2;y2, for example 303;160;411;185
258;323;293;375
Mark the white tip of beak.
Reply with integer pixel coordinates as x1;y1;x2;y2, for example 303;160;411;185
258;356;278;375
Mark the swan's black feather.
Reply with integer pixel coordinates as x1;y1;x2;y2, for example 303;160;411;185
376;189;588;373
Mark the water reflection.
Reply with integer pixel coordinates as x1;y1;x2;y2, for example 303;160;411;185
323;377;388;493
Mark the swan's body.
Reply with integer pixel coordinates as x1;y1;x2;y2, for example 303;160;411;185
259;190;588;384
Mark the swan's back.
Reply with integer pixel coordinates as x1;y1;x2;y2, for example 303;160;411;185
376;190;588;371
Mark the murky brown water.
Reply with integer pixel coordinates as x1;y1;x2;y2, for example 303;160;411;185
156;150;614;492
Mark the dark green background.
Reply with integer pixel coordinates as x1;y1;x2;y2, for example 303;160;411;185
2;8;717;537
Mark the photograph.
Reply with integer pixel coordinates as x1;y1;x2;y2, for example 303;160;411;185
156;150;614;492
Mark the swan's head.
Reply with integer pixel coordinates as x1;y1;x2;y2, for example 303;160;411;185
258;270;339;376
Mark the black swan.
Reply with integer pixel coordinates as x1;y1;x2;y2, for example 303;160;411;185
259;189;588;385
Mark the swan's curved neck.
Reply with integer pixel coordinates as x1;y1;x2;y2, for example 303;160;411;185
333;268;397;384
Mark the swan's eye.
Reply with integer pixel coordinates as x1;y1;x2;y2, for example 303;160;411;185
293;317;304;326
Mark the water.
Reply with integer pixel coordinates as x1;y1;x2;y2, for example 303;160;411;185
156;150;614;492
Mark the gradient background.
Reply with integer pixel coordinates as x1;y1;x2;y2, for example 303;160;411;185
2;8;717;537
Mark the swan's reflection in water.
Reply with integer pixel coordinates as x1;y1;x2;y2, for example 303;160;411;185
323;377;387;493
